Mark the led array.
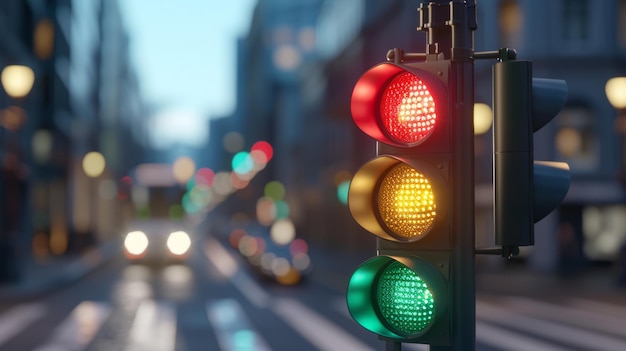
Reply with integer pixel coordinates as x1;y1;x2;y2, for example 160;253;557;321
376;261;435;335
381;72;437;145
378;163;436;240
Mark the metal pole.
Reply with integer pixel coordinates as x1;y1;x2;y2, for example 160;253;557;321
386;341;402;351
420;1;476;350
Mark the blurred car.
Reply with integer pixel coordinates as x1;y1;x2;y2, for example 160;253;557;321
228;223;312;285
123;219;193;264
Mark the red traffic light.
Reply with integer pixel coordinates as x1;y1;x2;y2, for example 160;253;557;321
351;63;447;147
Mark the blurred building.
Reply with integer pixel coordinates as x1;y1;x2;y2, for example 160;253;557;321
0;0;145;273
225;0;430;251
474;0;626;272
223;0;626;273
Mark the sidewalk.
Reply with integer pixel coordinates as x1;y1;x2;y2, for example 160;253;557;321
0;241;119;302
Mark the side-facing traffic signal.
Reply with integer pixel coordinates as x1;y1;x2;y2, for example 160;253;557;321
493;60;571;253
346;58;462;345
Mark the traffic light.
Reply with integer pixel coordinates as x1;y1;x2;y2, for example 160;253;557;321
493;60;571;253
346;58;466;345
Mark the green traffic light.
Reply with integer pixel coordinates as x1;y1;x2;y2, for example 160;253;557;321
377;261;435;335
347;256;446;340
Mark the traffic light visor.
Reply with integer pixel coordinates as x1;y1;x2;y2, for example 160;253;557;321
351;63;447;147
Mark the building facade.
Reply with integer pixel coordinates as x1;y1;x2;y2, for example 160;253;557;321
225;0;626;272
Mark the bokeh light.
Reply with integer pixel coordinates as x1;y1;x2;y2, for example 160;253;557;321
473;103;493;135
264;181;285;200
337;180;350;205
32;129;53;164
195;167;215;187
274;200;290;220
251;141;273;162
223;131;245;153
270;218;296;245
173;156;196;184
213;172;233;196
256;197;277;226
289;238;308;256
83;151;106;178
232;151;254;174
229;229;247;248
230;172;251;190
1;65;35;98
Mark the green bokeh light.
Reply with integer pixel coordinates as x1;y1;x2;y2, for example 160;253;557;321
376;261;435;335
264;181;285;200
274;200;290;219
232;151;254;174
169;204;184;219
337;180;350;205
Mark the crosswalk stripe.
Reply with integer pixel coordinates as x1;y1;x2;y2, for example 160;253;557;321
274;298;376;351
204;238;270;308
0;303;47;347
207;299;271;351
333;297;428;351
569;298;626;319
477;321;569;351
33;301;110;351
477;300;626;351
2;294;622;351
501;296;626;337
125;300;177;351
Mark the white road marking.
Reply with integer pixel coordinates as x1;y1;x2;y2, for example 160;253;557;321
477;299;626;351
477;321;569;351
207;299;271;351
204;238;270;308
502;296;626;337
569;297;626;319
34;301;109;351
273;298;376;351
125;300;177;351
0;303;47;346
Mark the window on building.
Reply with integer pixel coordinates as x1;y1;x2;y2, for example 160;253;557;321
498;0;523;49
583;206;626;261
619;0;626;49
562;0;589;41
554;105;599;172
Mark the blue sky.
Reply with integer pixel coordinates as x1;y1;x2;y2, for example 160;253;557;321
119;0;256;148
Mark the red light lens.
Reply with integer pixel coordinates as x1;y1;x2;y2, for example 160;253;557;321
381;72;437;145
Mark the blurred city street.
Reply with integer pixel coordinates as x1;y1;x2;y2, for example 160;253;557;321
0;232;624;350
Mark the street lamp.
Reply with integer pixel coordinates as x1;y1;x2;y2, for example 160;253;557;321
0;64;35;282
605;77;626;185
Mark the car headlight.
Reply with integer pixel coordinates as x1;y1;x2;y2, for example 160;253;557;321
167;231;191;256
124;231;149;255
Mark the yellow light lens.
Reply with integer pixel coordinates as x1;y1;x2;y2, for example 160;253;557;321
377;164;436;240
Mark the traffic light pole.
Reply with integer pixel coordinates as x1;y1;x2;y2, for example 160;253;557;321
417;1;476;350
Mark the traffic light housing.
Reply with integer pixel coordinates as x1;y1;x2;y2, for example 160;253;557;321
346;58;464;346
493;60;571;252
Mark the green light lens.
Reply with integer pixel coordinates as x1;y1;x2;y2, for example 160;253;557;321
376;261;435;336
